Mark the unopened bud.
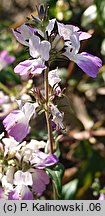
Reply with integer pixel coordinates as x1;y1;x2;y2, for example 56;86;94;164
52;35;64;51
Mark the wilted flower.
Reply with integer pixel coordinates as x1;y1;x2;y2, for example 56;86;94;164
49;103;65;130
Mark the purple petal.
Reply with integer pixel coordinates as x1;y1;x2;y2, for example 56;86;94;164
32;169;50;196
8;189;19;200
0;50;15;64
12;30;29;46
22;190;33;200
32;151;59;169
3;110;30;142
12;24;35;46
31;64;46;75
3;110;21;129
14;59;33;76
70;32;80;53
99;193;105;200
78;31;91;41
44;154;59;166
8;187;33;200
6;122;29;142
0;51;15;69
14;59;46;78
81;52;102;67
76;52;102;78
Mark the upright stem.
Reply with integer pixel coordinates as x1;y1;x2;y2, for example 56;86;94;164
45;67;53;154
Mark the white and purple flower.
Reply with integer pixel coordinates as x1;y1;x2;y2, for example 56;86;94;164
64;32;102;77
3;102;37;142
7;152;58;199
46;19;102;77
30;151;59;169
14;57;47;79
46;18;91;41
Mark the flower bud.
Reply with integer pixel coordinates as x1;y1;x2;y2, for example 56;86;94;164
52;35;64;51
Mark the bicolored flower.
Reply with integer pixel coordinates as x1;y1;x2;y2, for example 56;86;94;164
30;151;59;169
46;18;91;41
14;57;46;79
8;169;50;199
8;171;33;200
0;51;15;71
64;33;102;77
3;102;36;142
22;140;46;162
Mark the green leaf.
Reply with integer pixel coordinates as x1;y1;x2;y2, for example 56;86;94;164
62;179;78;200
46;163;64;199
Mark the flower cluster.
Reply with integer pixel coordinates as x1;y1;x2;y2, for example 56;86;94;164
0;135;58;200
0;5;102;200
13;18;102;79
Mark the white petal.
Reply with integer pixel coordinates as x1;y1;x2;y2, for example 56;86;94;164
70;32;80;53
46;18;56;35
40;41;51;61
29;35;40;58
48;68;61;87
22;102;35;122
14;171;33;186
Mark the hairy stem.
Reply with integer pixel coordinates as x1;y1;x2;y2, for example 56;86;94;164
45;67;53;154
